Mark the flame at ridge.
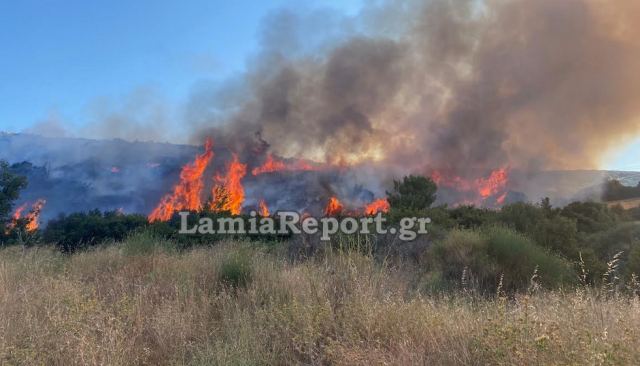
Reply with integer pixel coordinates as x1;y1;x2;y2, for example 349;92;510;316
431;167;510;205
252;154;320;176
324;196;344;216
258;199;270;217
364;198;390;215
210;154;247;215
148;138;214;222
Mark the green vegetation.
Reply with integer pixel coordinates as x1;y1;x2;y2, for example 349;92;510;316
603;178;640;201
0;160;27;243
4;173;640;295
427;226;574;293
387;175;437;211
218;248;253;288
43;210;149;253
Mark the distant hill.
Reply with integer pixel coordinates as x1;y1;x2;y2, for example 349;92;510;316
1;133;201;221
2;132;640;222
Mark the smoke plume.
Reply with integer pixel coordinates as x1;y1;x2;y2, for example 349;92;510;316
192;0;640;179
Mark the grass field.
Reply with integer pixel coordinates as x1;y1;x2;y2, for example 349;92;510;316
1;236;639;365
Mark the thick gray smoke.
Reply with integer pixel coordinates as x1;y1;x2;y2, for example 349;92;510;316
192;0;640;180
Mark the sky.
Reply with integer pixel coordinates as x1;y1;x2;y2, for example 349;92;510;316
0;0;362;133
0;0;638;171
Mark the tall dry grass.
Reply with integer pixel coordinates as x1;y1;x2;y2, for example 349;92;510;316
0;237;639;365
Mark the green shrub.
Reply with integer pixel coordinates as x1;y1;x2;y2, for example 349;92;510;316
448;205;497;229
428;229;495;292
560;201;623;233
483;226;575;291
43;210;148;252
499;201;580;260
387;175;437;211
427;227;575;293
218;250;253;288
120;230;175;256
625;245;640;281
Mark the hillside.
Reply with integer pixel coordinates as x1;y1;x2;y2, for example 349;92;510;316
2;133;640;222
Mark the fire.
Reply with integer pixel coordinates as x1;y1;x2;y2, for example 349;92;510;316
210;154;247;215
12;203;27;221
324;196;344;216
5;199;46;233
252;154;319;176
148;138;214;222
25;199;46;231
476;168;509;199
496;192;508;205
252;154;286;175
431;167;510;205
364;198;390;215
258;199;270;217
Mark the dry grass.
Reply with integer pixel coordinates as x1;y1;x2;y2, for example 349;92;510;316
0;240;639;365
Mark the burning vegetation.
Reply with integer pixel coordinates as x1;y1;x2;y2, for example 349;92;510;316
148;138;214;222
209;154;247;215
431;167;510;206
147;140;398;221
5;199;46;234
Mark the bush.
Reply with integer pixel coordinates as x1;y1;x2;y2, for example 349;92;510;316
448;205;497;229
43;210;148;253
499;201;580;260
602;179;640;201
120;230;175;256
560;201;623;233
387;175;437;212
218;250;253;288
427;227;575;293
428;229;495;291
483;226;575;291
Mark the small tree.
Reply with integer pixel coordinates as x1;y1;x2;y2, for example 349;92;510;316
386;175;437;211
0;160;27;228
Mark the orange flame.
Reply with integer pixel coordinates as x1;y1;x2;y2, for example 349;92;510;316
258;199;270;217
12;203;27;221
25;199;46;232
6;199;46;233
148;138;214;222
252;154;319;176
364;198;390;215
496;192;508;205
431;167;509;205
476;168;509;199
252;154;286;175
210;154;247;215
324;196;344;216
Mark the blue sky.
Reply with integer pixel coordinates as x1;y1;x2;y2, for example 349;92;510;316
0;0;362;132
0;0;637;171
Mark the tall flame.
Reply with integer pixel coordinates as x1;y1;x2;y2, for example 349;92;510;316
148;138;214;222
364;198;390;215
25;199;46;232
475;168;509;199
210;154;247;215
324;196;344;216
5;199;46;233
258;199;270;217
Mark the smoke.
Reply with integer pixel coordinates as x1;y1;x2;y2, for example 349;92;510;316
191;0;640;179
80;87;186;143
